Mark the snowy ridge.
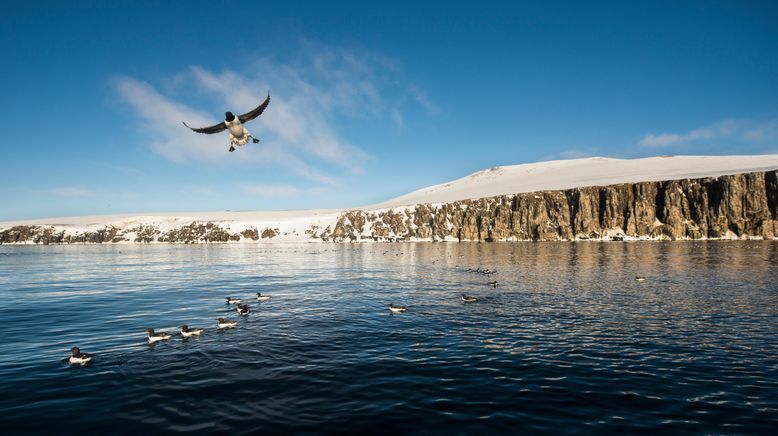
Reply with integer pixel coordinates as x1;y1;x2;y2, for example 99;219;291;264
373;155;778;208
2;154;778;242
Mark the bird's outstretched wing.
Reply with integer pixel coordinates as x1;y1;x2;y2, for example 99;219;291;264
238;92;271;123
182;120;227;134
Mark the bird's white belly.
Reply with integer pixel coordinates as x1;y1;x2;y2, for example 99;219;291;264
181;330;202;337
228;122;249;144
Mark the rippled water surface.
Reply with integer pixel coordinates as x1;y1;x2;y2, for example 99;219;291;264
0;242;777;434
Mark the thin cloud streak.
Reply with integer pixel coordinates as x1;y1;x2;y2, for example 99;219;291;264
390;108;403;133
639;119;778;148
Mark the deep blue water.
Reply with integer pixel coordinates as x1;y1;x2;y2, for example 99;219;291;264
0;242;776;434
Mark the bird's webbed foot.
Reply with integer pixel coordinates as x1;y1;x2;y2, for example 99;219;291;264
252;137;260;144
229;146;235;152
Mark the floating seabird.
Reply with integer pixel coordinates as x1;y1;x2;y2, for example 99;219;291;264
68;347;92;365
236;304;250;316
146;328;172;343
180;325;204;338
635;276;647;282
461;294;478;303
256;293;271;301
487;281;498;288
225;297;242;304
183;93;271;153
388;303;407;313
217;318;238;328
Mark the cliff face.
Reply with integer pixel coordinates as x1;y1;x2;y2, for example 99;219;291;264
2;171;777;244
324;170;778;242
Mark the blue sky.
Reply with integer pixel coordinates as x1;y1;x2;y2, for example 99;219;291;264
1;0;777;220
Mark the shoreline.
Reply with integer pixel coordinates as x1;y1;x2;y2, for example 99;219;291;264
3;156;777;245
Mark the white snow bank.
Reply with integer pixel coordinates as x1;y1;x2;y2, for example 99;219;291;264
372;155;778;208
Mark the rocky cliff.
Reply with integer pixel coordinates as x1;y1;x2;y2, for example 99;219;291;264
324;170;778;242
2;170;777;244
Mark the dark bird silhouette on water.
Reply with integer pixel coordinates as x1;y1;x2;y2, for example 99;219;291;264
183;93;270;153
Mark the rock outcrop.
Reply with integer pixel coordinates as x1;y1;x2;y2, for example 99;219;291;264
324;170;778;242
2;171;777;243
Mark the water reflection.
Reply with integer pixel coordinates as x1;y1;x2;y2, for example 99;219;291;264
0;242;776;433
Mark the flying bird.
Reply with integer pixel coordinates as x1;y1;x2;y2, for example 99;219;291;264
183;93;271;152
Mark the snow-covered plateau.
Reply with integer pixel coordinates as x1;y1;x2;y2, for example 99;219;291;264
2;155;778;243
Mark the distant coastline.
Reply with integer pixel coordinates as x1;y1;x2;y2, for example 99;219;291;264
2;156;777;244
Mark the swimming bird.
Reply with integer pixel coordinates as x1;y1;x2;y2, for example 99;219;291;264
225;297;241;304
236;304;250;316
487;281;498;288
388;303;407;313
68;347;92;365
635;276;647;282
146;328;172;343
256;293;271;301
217;318;238;328
183;93;270;153
180;325;204;338
461;294;478;303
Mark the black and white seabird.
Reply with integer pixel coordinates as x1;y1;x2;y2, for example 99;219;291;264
461;294;478;303
183;93;271;152
180;325;204;338
256;293;271;301
236;304;250;316
217;318;238;328
146;328;172;343
68;347;92;365
225;297;242;304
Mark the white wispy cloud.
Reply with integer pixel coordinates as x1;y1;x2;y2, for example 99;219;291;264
408;84;439;114
639;119;778;148
113;75;344;186
114;41;433;185
390;108;403;132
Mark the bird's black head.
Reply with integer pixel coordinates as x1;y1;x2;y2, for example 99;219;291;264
225;112;235;122
146;328;154;334
181;325;188;332
71;347;80;355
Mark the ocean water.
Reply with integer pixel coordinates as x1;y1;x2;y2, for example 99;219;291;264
0;242;776;434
